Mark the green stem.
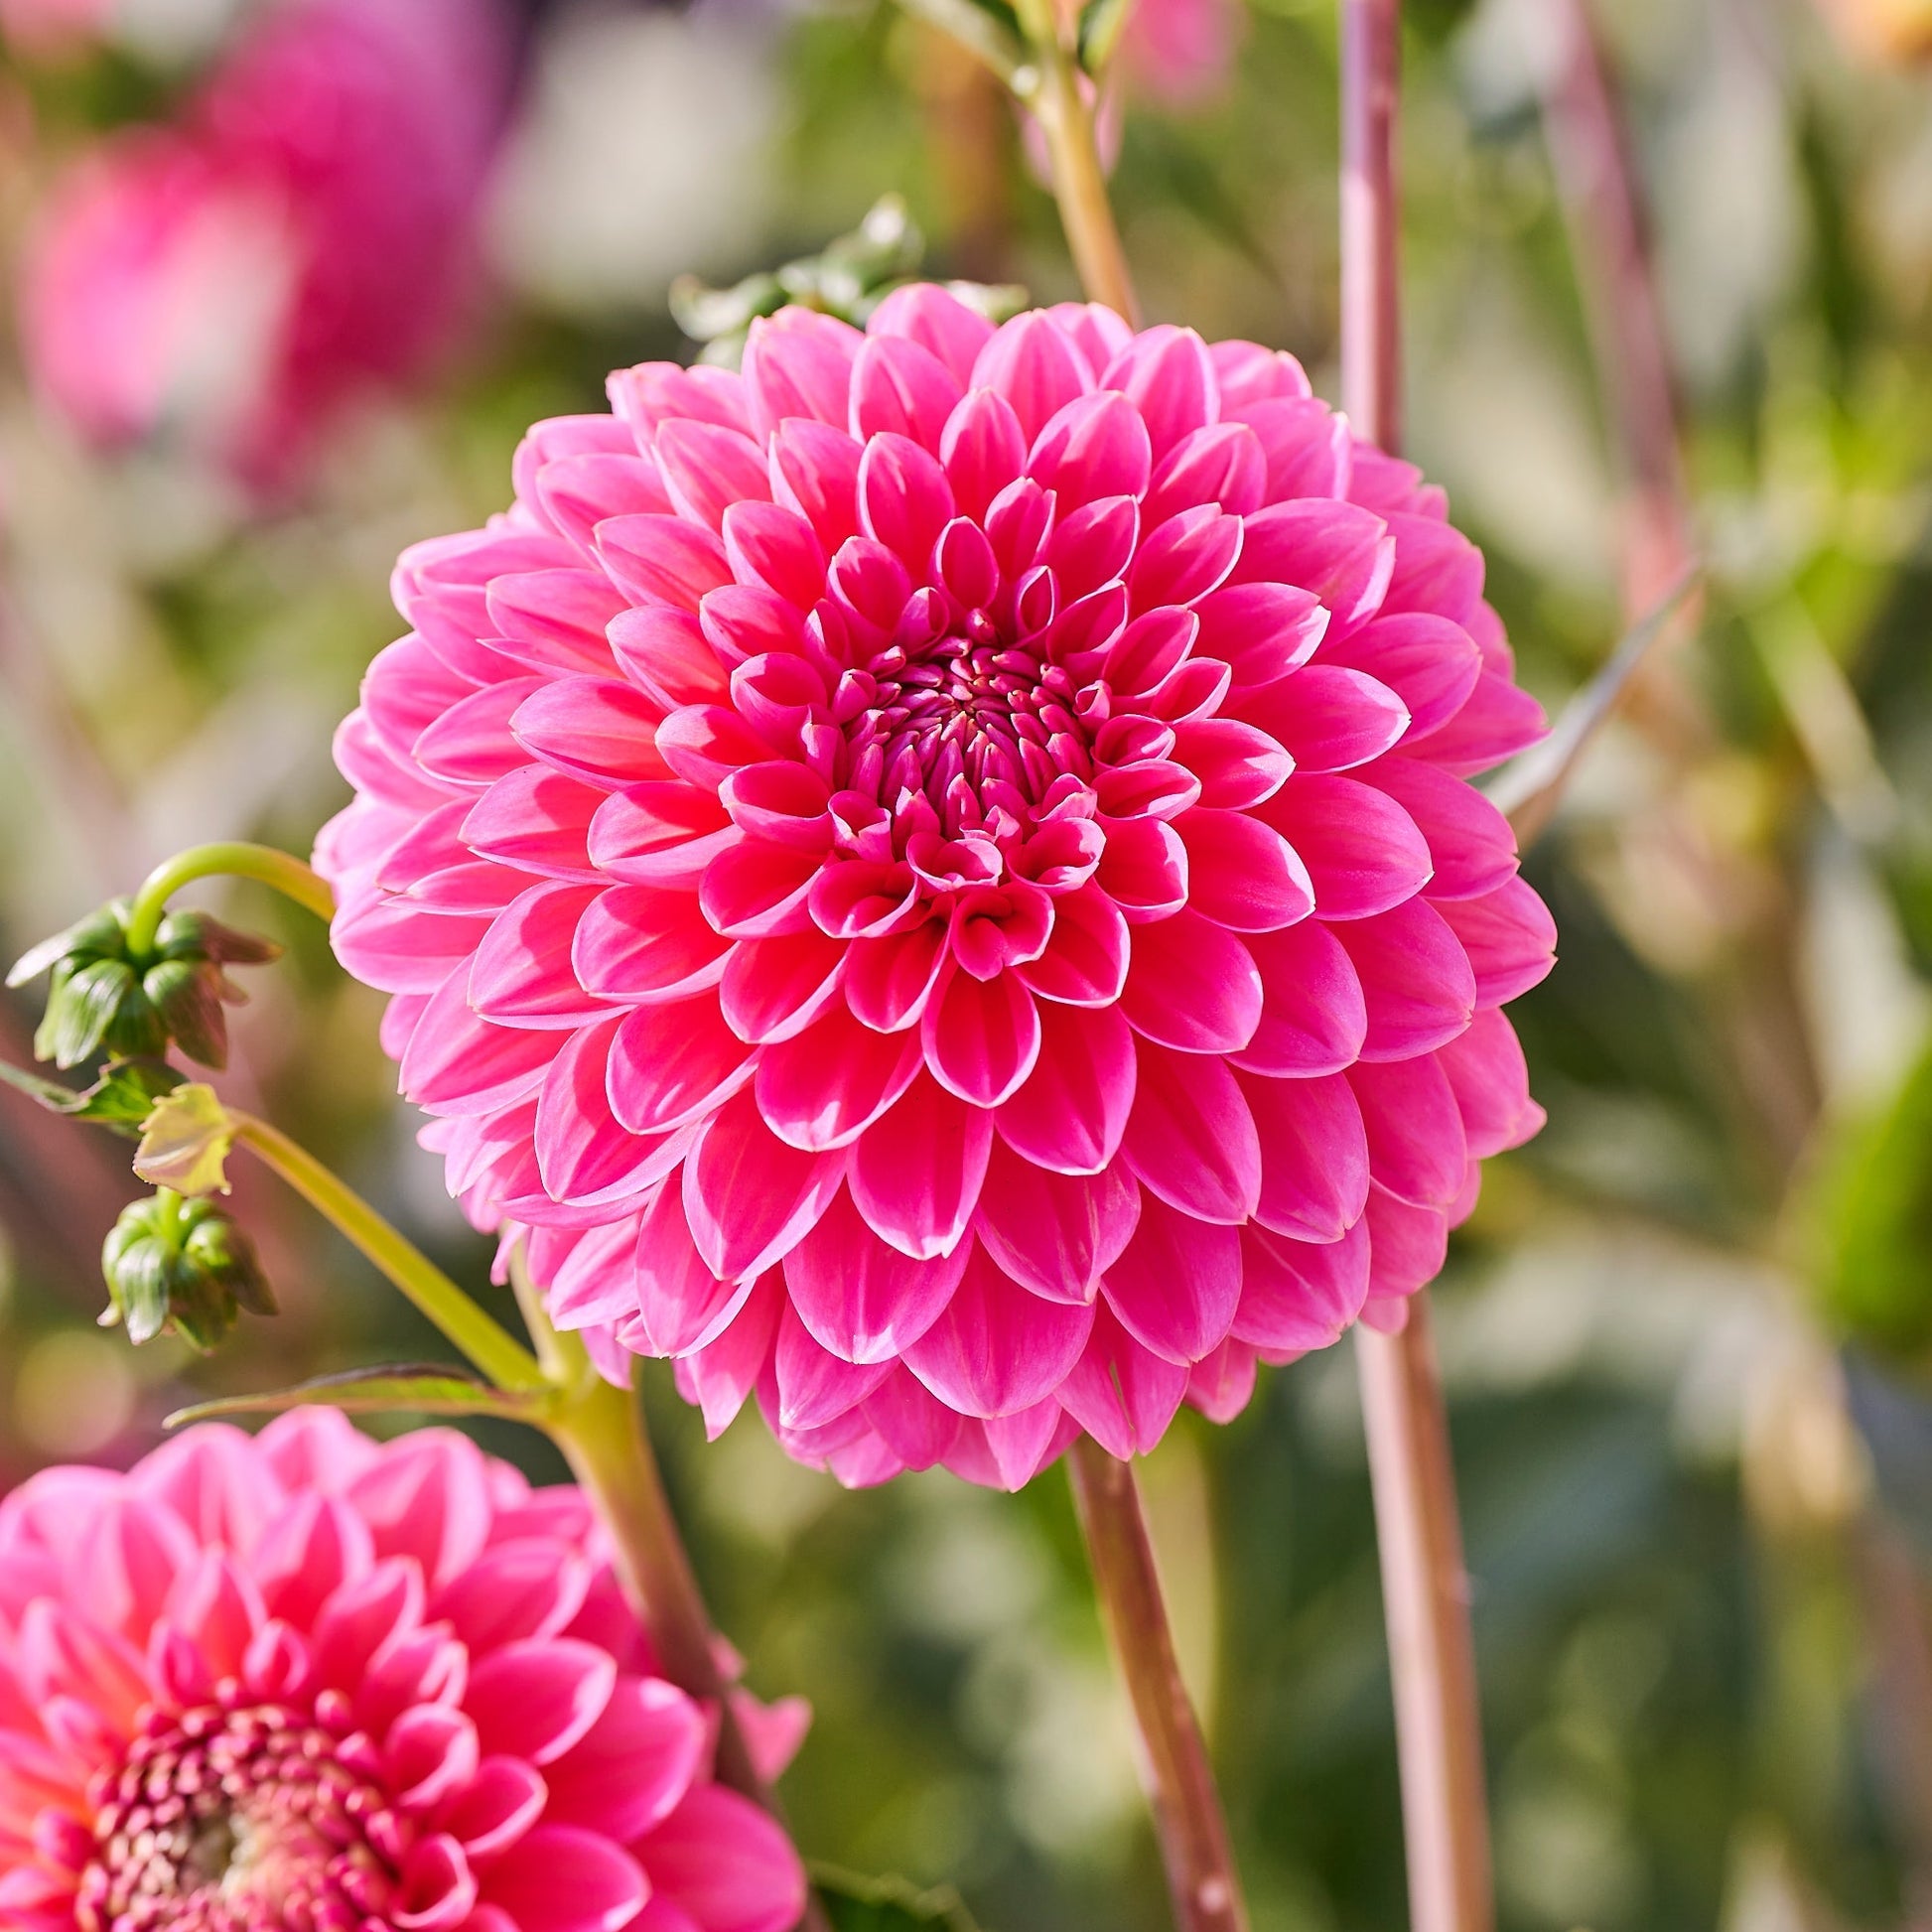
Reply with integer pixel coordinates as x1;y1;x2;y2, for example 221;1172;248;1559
1013;0;1142;324
126;842;335;957
230;1112;547;1395
507;1262;791;1796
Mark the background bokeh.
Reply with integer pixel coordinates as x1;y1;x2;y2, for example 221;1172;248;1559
5;1;1932;1927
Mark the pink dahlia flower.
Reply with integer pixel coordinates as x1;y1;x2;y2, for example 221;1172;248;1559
0;1411;808;1932
20;0;511;494
318;290;1556;1491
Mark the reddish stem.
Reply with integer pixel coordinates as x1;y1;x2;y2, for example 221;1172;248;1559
1338;4;1496;1927
1068;1438;1249;1932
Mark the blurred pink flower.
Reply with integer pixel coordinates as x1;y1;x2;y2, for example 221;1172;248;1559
1118;0;1240;107
0;0;106;56
19;0;512;494
317;290;1555;1491
0;1410;808;1932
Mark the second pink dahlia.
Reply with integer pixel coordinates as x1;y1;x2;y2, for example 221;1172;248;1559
0;1410;807;1932
318;289;1556;1491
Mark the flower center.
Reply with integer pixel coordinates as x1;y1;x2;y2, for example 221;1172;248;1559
75;1703;399;1932
841;600;1091;817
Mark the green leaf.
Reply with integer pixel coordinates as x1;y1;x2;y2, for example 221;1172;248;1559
39;955;141;1068
134;1082;236;1196
7;899;128;987
811;1867;982;1932
165;1365;548;1430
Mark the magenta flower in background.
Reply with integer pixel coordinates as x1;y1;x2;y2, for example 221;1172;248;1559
1118;0;1240;107
20;0;512;494
0;1409;808;1932
0;0;108;56
318;290;1555;1491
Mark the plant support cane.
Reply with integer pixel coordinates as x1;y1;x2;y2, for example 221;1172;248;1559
1340;3;1496;1930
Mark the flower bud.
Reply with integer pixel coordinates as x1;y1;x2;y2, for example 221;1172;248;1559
8;898;280;1070
101;1191;276;1352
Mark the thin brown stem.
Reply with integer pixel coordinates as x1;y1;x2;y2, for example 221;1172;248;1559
1338;5;1495;1928
1067;1437;1248;1932
1356;1309;1493;1932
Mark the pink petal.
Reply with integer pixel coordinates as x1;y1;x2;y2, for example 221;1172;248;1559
845;917;951;1032
683;1088;843;1281
773;1304;893;1430
544;1677;708;1842
1100;1193;1242;1366
850;333;962;450
607;997;755;1134
1175;809;1312;932
903;1244;1094;1418
1240;665;1408;773
1233;1218;1370;1352
1258;774;1431;920
1239;1068;1370;1242
1347;1055;1467;1208
1437;1009;1544;1158
597;514;733;613
573;886;731;1004
1120;907;1262;1052
940;387;1029;523
719;929;846;1043
1121;1042;1261;1224
470;884;614;1031
863;1367;965;1470
1029;390;1154;508
1362;757;1518;900
1194;582;1329;690
922;963;1042;1108
1015;883;1129;1006
654;419;771;532
1321;613;1481;741
635;1785;807;1932
468;1639;618;1765
1363;1182;1449;1300
630;1177;757;1355
431;1538;591;1651
741;309;861;439
1334;897;1477;1061
755;1003;922;1151
482;1825;648;1932
971;311;1094;444
677;1277;782;1439
1433;877;1556;1006
976;1143;1140;1304
869;282;998;384
850;1071;993;1260
1058;1305;1187;1458
994;1000;1135;1174
1233;920;1367;1077
698;838;820;938
512;678;672;789
1232;499;1393;632
783;1187;970;1363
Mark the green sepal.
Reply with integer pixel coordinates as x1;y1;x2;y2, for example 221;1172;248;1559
143;957;231;1069
165;1365;548;1430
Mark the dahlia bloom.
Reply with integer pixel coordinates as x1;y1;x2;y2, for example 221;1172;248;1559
20;0;511;494
319;290;1555;1490
1119;0;1239;107
0;1410;807;1932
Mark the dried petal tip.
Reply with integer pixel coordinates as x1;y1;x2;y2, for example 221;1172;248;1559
101;1190;275;1350
10;898;279;1071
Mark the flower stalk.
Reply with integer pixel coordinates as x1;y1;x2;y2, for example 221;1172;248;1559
227;1111;548;1395
1068;1437;1248;1932
124;842;335;958
1338;4;1495;1929
1013;2;1142;326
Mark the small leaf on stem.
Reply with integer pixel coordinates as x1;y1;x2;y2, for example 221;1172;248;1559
166;1365;547;1430
134;1082;236;1196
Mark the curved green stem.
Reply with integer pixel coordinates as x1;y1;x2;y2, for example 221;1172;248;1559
126;843;335;958
230;1112;547;1395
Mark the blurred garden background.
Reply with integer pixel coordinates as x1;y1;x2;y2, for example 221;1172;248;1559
4;0;1932;1927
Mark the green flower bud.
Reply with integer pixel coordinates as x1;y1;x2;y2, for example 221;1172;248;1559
101;1191;276;1352
9;898;280;1071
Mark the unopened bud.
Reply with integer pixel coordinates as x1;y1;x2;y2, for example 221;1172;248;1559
8;898;279;1071
101;1191;275;1352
